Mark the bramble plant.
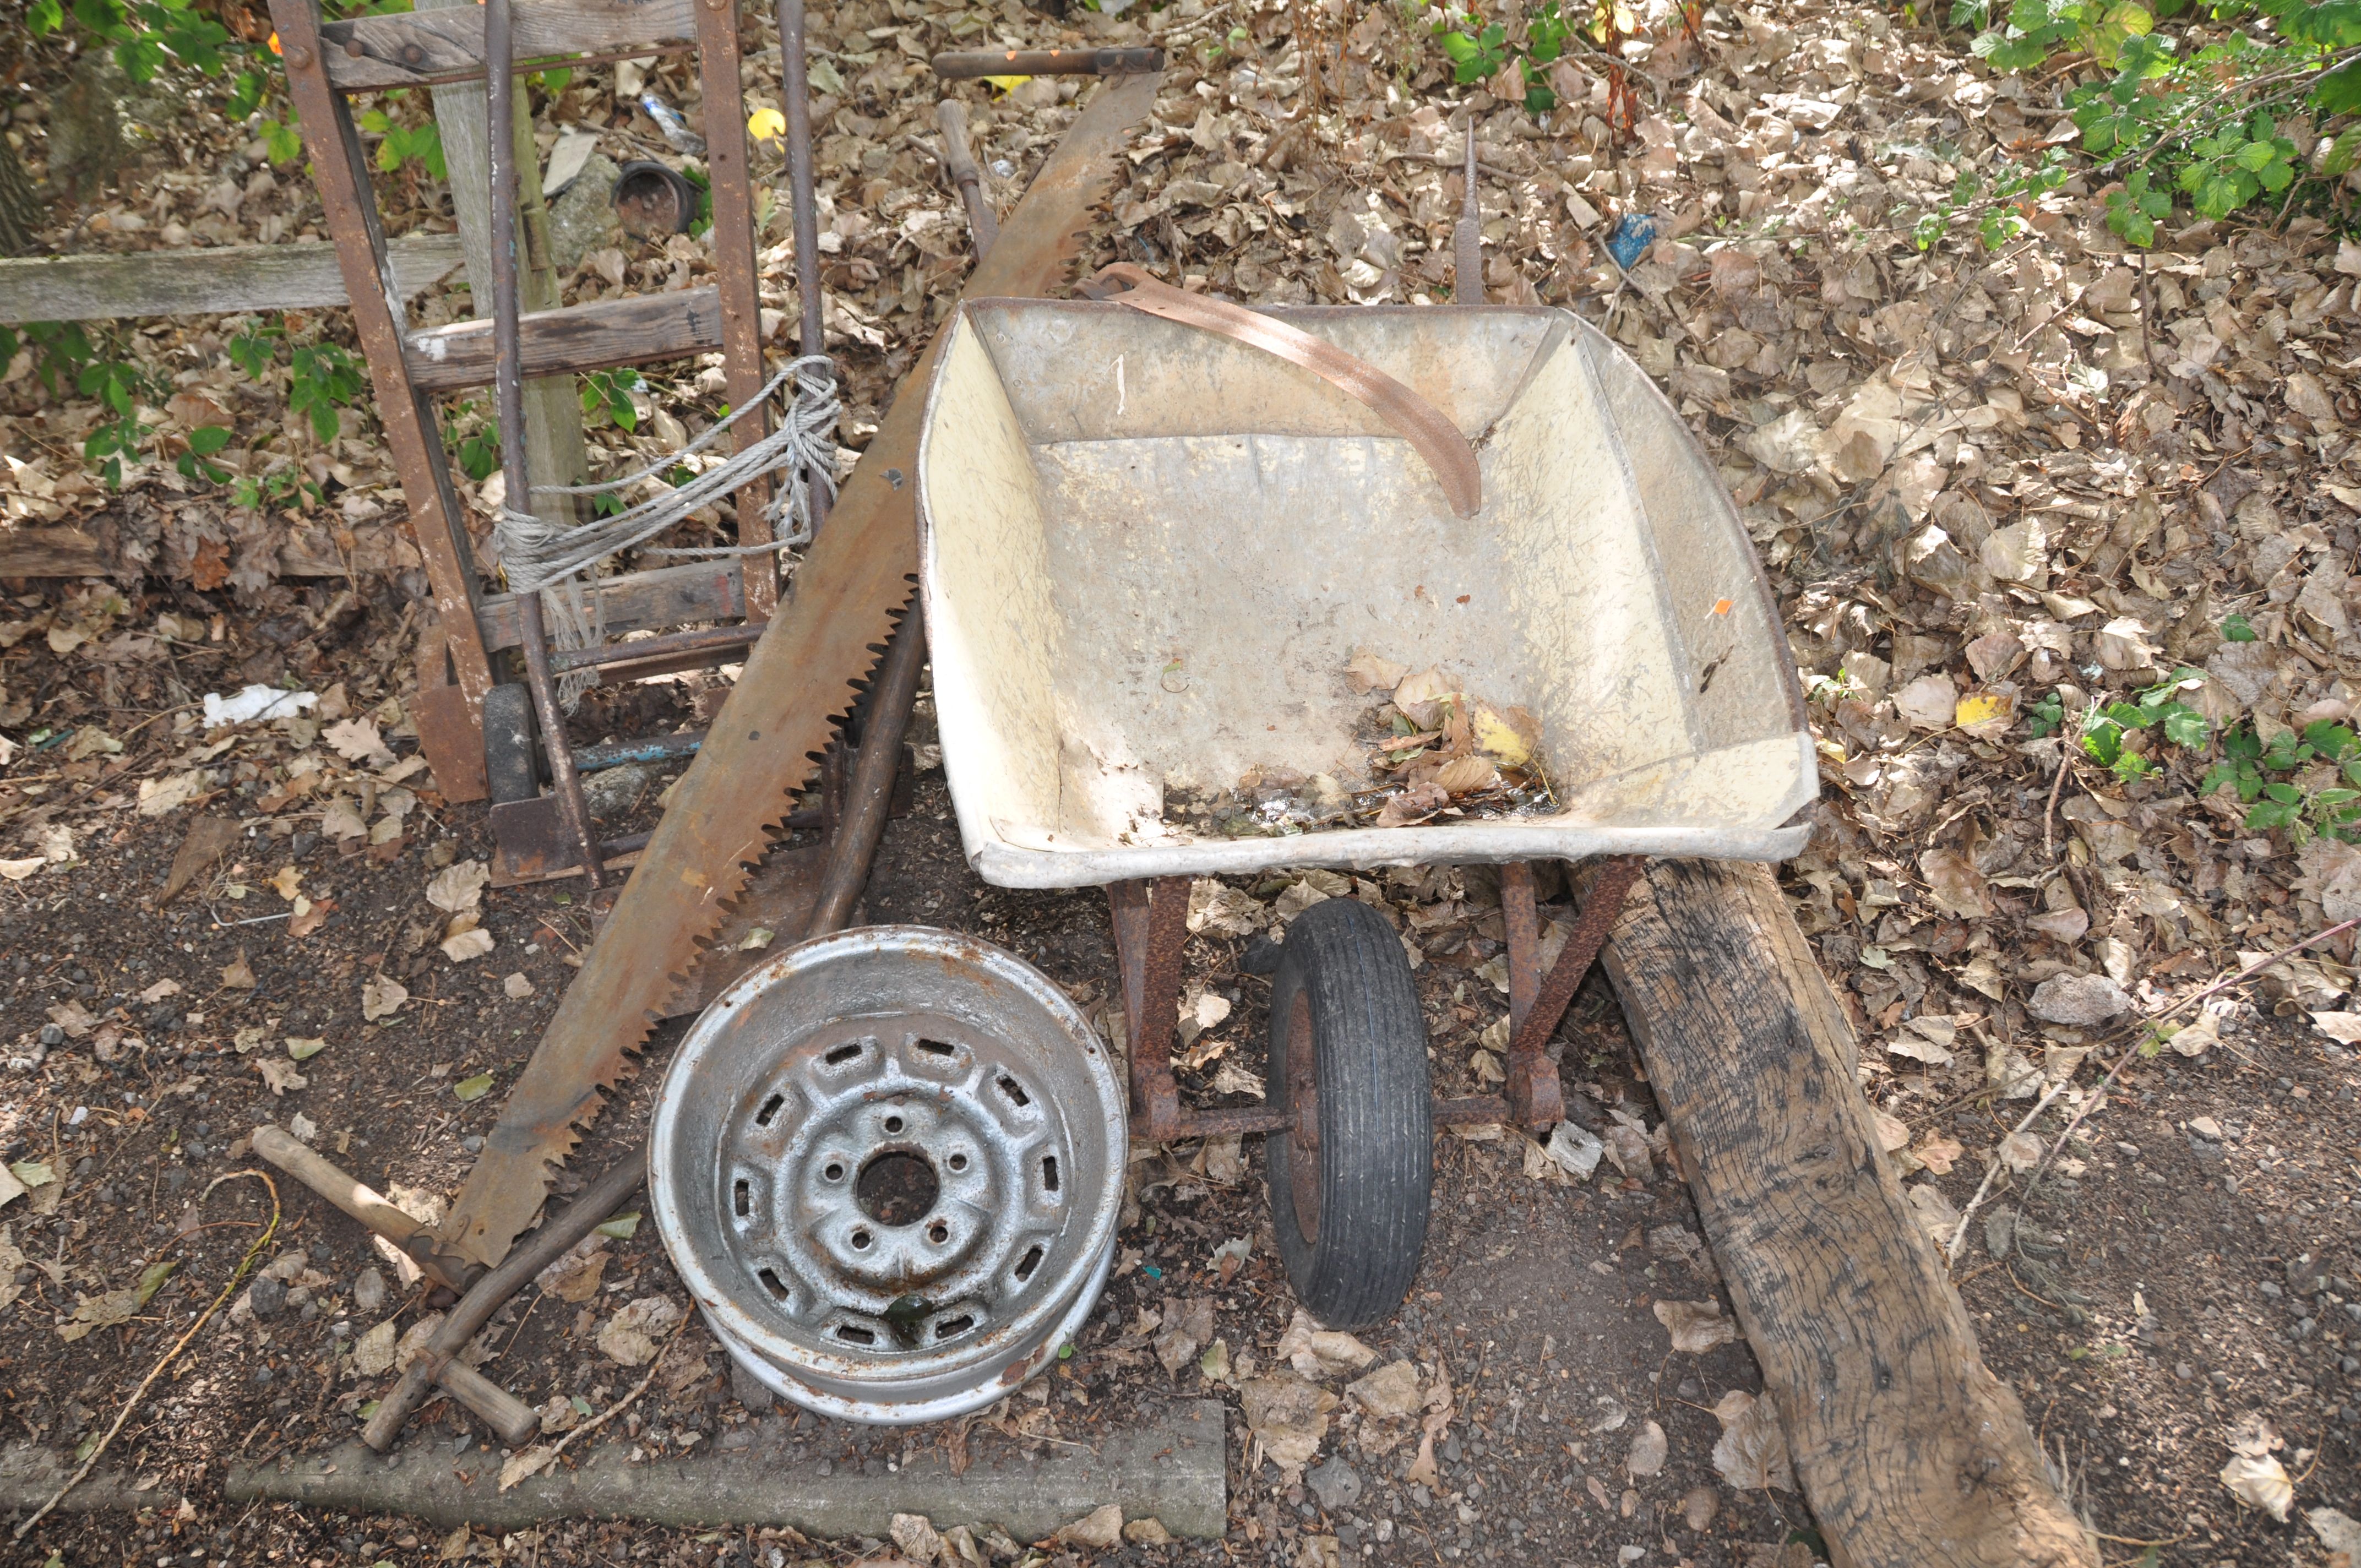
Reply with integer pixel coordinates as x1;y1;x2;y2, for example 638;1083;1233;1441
2077;666;2210;783
443;404;501;484
2202;721;2361;840
581;368;647;433
1433;0;1574;115
356;93;448;181
287;342;366;444
1920;0;2361;250
231;464;324;514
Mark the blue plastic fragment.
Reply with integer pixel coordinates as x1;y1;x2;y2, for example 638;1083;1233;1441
1142;1264;1163;1280
1606;212;1659;271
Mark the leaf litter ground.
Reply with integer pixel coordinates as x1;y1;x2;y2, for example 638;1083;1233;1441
9;0;2361;1562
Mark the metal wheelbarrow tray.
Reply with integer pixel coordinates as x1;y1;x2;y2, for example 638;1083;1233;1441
915;299;1815;889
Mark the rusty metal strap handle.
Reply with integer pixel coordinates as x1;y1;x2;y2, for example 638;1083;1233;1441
1087;263;1482;518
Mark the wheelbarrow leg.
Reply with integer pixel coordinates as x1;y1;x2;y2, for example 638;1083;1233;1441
1500;856;1647;1125
1108;876;1188;1141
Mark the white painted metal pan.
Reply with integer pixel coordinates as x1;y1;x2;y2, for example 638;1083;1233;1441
913;298;1814;889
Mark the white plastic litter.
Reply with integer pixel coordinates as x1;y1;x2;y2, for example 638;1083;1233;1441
202;685;318;729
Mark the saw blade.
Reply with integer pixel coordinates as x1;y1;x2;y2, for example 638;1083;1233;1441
437;71;1163;1272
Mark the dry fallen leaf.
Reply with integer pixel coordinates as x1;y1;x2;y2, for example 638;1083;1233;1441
1240;1374;1337;1480
1626;1419;1668;1478
1653;1298;1738;1354
499;1445;558;1493
324;716;396;767
362;975;409;1021
1710;1389;1796;1491
1053;1505;1123;1550
255;1059;307;1096
1374;780;1450;827
596;1295;683;1367
1154;1297;1216;1378
427;857;491;915
1345;650;1407;692
440;915;496;963
2221;1451;2293;1521
1346;1360;1424;1420
1276;1308;1377;1379
352;1319;399;1376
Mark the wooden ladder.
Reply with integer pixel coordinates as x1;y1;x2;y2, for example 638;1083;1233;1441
265;0;776;880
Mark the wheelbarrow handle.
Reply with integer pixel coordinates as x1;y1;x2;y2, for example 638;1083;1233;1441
1084;263;1483;519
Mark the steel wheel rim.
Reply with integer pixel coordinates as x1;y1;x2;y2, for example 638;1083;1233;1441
650;927;1125;1424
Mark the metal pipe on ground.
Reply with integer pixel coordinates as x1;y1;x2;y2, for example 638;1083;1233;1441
935;100;998;257
361;1150;648;1453
931;47;1162;78
774;0;831;540
805;618;924;937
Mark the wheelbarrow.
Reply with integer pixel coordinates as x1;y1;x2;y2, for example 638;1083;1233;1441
644;282;1814;1426
911;281;1815;1326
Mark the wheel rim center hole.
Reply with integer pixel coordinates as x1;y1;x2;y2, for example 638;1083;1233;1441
853;1150;939;1228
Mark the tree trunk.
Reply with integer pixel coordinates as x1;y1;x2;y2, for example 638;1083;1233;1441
46;55;134;204
1601;858;2098;1568
0;138;44;257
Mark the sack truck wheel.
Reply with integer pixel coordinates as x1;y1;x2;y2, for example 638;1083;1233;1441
1263;895;1433;1330
481;683;541;805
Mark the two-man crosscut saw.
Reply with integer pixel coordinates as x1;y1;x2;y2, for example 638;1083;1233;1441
435;72;1164;1272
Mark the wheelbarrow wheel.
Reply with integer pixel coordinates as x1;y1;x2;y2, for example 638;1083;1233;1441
481;683;540;805
1264;896;1432;1330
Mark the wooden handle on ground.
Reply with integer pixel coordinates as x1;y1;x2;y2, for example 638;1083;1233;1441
437;1360;542;1449
249;1126;481;1292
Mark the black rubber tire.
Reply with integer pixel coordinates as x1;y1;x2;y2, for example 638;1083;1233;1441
1263;895;1433;1330
481;683;541;805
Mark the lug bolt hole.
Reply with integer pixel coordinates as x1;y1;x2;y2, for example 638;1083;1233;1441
948;1152;968;1172
928;1222;949;1244
823;1162;845;1182
883;1115;905;1134
851;1229;872;1250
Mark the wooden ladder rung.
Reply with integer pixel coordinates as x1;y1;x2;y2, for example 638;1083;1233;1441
403;286;724;393
474;559;746;652
319;0;697;91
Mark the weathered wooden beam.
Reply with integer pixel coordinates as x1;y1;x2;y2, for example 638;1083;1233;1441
402;286;722;392
1601;859;2097;1568
317;0;695;91
0;235;464;325
0;527;108;578
472;558;744;652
